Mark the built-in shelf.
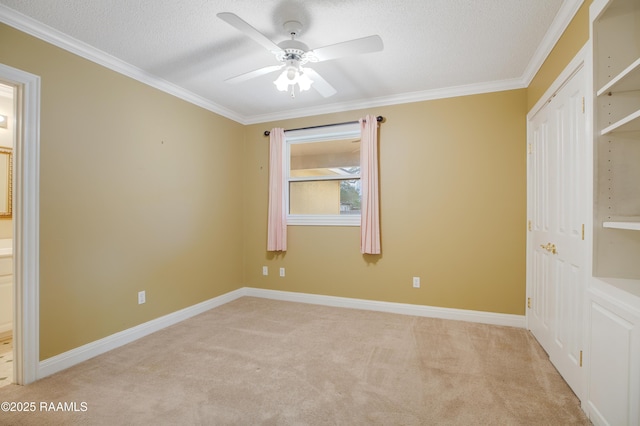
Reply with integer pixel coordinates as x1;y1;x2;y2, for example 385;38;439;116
593;276;640;302
597;57;640;96
601;109;640;135
592;0;640;282
603;220;640;231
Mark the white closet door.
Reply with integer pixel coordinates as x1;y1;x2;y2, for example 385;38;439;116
529;99;553;351
527;67;587;400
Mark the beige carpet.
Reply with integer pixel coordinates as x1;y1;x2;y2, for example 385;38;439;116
0;297;590;425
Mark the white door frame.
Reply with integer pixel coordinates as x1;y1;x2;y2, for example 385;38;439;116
0;63;40;385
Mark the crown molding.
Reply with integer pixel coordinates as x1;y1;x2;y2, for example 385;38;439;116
244;77;526;124
521;0;585;86
0;5;246;124
1;1;585;126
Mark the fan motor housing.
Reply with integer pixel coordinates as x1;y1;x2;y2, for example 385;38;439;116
278;40;308;54
276;40;310;63
283;20;303;37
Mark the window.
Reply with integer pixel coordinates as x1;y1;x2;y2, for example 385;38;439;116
285;123;361;226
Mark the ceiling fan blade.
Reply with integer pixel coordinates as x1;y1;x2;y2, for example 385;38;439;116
303;68;337;98
225;64;284;84
311;35;383;62
217;12;283;53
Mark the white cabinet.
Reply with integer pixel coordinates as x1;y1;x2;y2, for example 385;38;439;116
585;278;640;426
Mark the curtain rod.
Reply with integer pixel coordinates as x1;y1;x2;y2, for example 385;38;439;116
263;116;384;136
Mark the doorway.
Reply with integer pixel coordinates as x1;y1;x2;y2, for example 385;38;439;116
0;63;41;386
0;81;14;387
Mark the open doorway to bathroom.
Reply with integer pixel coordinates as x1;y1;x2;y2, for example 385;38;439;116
0;81;14;388
0;63;40;387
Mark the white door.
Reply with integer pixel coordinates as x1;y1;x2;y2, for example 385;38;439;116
527;66;587;399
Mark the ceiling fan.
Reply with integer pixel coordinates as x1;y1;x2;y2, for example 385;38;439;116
217;12;384;98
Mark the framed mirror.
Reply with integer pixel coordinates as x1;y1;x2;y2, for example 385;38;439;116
0;148;12;218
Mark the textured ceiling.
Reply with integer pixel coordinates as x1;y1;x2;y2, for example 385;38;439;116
0;0;577;124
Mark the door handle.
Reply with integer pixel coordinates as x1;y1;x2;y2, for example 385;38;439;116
539;243;557;254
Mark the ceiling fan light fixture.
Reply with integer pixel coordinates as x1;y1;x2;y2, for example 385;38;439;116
274;70;291;91
273;63;313;94
297;69;313;91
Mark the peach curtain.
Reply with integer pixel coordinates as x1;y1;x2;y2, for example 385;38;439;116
360;115;381;254
267;128;287;251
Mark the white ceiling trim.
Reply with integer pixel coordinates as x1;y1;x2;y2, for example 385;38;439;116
1;2;584;125
521;0;585;86
244;78;527;125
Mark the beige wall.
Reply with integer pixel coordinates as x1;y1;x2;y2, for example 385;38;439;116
0;0;589;360
244;90;527;315
0;24;245;359
527;0;592;111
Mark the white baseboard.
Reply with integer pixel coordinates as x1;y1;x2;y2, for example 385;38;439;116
36;286;525;381
37;288;246;380
584;401;606;426
244;287;526;328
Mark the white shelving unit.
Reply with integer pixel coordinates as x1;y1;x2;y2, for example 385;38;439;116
593;0;640;279
587;1;640;424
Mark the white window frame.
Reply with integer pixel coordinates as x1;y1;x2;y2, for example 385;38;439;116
285;122;361;226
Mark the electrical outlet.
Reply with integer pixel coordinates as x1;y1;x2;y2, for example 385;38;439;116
280;267;285;277
412;277;420;288
138;290;146;304
262;266;268;276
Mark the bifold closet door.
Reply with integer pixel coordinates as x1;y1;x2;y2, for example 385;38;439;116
527;67;587;399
